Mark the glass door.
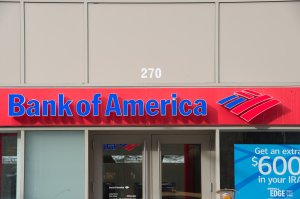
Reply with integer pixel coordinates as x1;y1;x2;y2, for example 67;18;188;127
93;134;213;199
93;135;150;199
152;135;212;199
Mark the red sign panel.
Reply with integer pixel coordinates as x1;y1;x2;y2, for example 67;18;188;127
0;87;299;126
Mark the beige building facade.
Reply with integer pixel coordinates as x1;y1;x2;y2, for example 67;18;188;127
0;1;300;199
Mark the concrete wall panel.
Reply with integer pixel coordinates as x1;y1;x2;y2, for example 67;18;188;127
25;3;85;84
89;3;215;85
0;3;20;84
220;2;300;83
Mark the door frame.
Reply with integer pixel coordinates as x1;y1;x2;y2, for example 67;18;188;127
93;134;151;199
91;131;215;199
151;134;212;199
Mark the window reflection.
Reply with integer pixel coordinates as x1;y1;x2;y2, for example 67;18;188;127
103;144;143;199
161;144;201;199
1;134;17;199
220;131;300;189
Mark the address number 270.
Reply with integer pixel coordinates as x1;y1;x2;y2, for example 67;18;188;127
141;68;162;79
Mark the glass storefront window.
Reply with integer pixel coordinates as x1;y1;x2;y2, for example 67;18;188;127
220;131;300;189
161;144;201;199
103;144;143;199
25;131;84;199
0;134;17;199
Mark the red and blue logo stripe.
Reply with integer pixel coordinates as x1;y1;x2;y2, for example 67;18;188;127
218;89;281;122
104;144;140;151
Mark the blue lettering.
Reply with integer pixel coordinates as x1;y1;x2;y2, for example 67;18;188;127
171;93;177;116
58;94;73;116
179;100;192;116
42;100;56;116
161;99;171;116
76;100;91;116
9;93;209;119
27;99;40;116
92;94;101;116
123;99;144;116
146;100;159;116
105;94;122;116
9;94;25;116
193;99;207;116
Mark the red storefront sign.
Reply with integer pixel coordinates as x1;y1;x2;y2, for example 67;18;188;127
0;87;299;126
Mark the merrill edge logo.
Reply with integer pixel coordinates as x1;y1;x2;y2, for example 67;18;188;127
217;89;281;122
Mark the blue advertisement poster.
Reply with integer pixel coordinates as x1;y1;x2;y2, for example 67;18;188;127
234;144;300;199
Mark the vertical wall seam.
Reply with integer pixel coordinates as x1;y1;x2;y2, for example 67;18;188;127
19;130;25;199
84;1;89;84
215;129;221;199
20;1;25;84
215;2;220;84
84;129;89;199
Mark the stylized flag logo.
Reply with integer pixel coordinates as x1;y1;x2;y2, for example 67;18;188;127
218;89;281;122
104;144;140;151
